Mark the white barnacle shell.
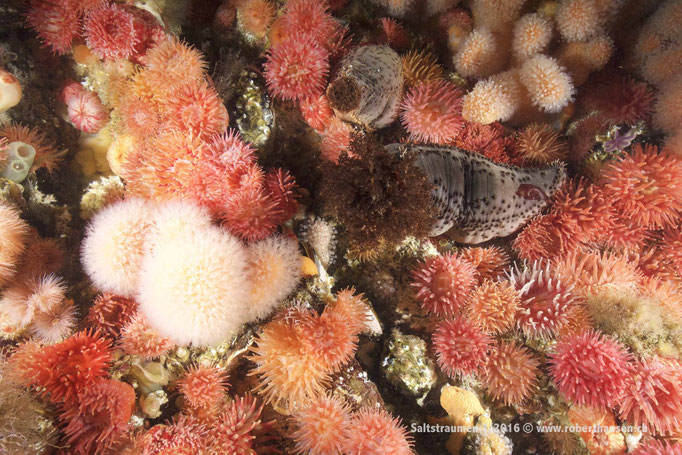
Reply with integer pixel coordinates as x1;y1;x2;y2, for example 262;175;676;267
386;143;566;244
326;45;403;130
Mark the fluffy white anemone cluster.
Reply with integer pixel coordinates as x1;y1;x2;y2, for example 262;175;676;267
81;198;302;346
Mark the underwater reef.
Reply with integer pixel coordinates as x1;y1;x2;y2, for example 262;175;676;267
1;0;682;453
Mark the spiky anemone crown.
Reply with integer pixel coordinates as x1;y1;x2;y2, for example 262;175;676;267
249;289;369;409
509;261;579;339
433;316;492;377
410;253;478;316
549;331;634;410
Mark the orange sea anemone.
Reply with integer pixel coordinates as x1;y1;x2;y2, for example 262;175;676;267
433;316;492;378
512;123;568;166
483;341;540;406
460;246;510;283
400;80;465;144
466;280;520;334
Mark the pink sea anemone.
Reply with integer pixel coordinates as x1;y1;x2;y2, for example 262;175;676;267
619;357;682;436
632;438;682;455
410;253;478;316
509;262;579;339
281;0;339;49
300;95;334;131
206;394;277;454
433;316;492;377
84;3;139;60
550;331;634;409
343;408;413;455
264;35;330;101
84;3;162;61
249;313;329;408
460;246;510;283
483;341;540;406
67;90;109;133
81;198;154;297
400;80;465;144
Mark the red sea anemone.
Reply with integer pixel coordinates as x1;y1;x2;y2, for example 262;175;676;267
25;0;80;55
582;74;656;125
453;121;512;163
299;95;334;131
483;341;540;406
509;261;579;339
84;3;138;60
466;280;520;334
265;168;300;223
343;408;413;455
432;316;492;377
601;144;682;229
264;35;330;101
0;123;65;172
379;17;409;49
178;365;228;410
400;80;464;144
221;185;282;241
59;378;136;455
15;329;112;404
0;201;29;287
410;253;478;316
619;357;682;436
84;3;162;61
292;394;351;455
550;331;634;409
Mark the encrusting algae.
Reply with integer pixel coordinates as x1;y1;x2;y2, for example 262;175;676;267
1;0;682;454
